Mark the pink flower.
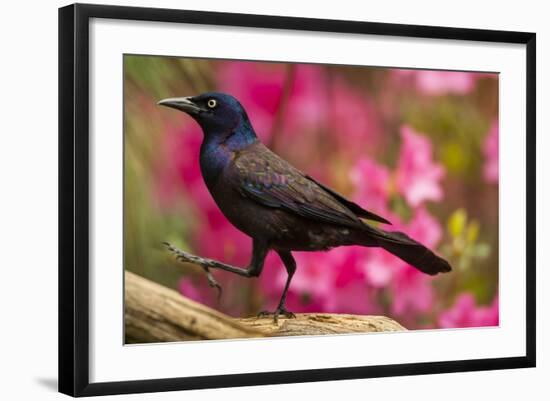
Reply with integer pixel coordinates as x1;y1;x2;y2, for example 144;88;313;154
327;78;381;151
350;157;391;214
323;281;380;315
393;69;486;95
153;124;203;206
396;125;445;207
404;206;443;248
391;269;434;317
217;62;326;142
267;251;338;313
178;277;209;304
348;152;445;319
279;252;340;302
362;248;403;288
264;246;379;315
415;71;476;95
388;207;442;317
216;62;284;141
217;61;380;156
285;65;327;133
483;120;499;183
438;293;499;328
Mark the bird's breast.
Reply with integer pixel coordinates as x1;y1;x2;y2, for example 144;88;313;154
199;145;251;234
199;141;234;184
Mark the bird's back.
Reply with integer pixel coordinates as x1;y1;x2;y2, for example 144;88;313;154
232;142;366;228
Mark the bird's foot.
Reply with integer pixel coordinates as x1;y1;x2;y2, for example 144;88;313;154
163;242;223;300
202;266;223;301
257;307;296;325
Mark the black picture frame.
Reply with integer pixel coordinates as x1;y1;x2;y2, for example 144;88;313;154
59;3;536;397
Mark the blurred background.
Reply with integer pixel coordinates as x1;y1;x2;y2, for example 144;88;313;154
124;54;499;331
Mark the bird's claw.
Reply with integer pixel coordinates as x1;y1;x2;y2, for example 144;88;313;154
257;307;296;324
163;242;223;301
202;266;223;301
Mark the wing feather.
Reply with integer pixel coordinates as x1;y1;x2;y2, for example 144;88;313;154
234;143;388;229
305;175;391;225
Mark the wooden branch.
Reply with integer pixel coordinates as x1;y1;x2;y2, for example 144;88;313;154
237;314;406;336
125;271;265;343
125;271;406;343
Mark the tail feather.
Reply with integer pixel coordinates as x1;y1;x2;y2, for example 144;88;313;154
373;229;452;275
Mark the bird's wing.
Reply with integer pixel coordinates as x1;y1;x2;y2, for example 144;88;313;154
305;175;391;225
233;143;374;229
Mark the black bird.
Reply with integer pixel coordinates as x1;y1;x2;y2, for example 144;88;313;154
158;92;451;322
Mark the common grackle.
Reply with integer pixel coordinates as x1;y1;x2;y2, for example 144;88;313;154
158;92;451;322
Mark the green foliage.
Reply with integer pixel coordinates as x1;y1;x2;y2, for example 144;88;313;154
444;208;491;271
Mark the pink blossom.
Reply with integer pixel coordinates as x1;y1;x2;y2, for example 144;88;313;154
348;153;444;317
278;251;342;302
391;270;434;317
153;124;203;206
286;256;337;307
357;211;408;288
285;65;327;133
350;157;391;214
388;207;442;317
216;62;284;140
393;69;484;95
178;277;209;304
264;247;380;315
195;211;251;264
438;293;499;328
483;120;499;183
217;62;326;142
217;61;380;154
327;78;381;150
323;281;380;315
396;125;445;207
352;206;442;320
404;206;443;248
362;248;403;288
265;251;337;313
415;71;476;95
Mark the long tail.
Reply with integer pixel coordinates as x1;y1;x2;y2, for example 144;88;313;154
362;227;452;275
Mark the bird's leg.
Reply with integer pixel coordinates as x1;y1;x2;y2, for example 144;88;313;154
163;240;268;299
274;251;297;319
258;251;296;324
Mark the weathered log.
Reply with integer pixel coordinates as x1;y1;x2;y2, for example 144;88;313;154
237;314;405;336
125;271;264;343
125;270;406;343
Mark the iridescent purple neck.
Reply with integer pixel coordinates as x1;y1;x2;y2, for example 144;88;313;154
199;121;258;183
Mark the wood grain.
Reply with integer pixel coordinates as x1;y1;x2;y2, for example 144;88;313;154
125;270;406;343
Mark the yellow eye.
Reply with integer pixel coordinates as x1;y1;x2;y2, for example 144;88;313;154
207;99;217;108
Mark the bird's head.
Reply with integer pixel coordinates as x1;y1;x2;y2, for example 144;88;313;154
158;92;253;136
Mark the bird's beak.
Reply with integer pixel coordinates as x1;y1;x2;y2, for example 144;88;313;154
157;96;204;114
